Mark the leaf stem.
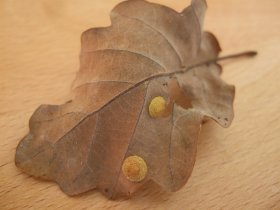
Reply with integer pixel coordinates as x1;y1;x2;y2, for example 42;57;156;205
168;50;258;76
215;51;257;62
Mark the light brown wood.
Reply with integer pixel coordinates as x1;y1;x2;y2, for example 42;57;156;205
1;0;280;209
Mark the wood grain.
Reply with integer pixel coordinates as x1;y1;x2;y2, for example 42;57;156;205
1;0;280;209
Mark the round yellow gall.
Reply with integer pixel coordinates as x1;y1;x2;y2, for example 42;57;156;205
122;156;148;182
148;96;166;118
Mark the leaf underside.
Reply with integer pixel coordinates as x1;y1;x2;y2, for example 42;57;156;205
15;0;235;199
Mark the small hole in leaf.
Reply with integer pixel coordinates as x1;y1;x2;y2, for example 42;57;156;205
224;118;229;121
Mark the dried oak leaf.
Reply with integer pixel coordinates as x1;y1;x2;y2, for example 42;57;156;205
15;0;235;199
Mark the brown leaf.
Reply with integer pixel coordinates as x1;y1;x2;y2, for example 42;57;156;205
15;0;235;199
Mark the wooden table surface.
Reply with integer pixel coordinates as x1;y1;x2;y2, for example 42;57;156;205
1;0;280;209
